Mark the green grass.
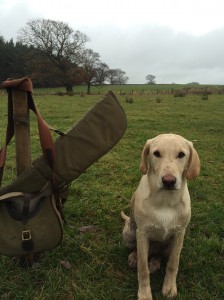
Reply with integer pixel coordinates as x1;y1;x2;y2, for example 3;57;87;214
0;87;224;299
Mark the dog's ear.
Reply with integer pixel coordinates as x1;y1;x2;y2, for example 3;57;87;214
186;143;200;180
140;139;151;174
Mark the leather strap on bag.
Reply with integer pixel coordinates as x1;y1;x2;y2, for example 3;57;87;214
0;77;55;185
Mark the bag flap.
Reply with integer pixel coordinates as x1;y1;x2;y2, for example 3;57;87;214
0;183;52;220
0;192;24;201
0;161;52;195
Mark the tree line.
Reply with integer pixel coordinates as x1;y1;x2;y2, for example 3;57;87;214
0;18;129;93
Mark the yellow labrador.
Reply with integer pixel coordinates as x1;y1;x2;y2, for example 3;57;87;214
121;134;200;300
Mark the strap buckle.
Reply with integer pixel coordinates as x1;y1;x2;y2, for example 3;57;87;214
22;230;31;241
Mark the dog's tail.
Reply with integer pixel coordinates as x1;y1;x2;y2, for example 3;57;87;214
121;211;130;222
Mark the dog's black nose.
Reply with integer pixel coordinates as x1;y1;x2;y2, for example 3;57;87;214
162;175;176;189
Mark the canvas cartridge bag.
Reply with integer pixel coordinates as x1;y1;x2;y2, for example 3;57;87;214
0;78;127;256
0;183;63;256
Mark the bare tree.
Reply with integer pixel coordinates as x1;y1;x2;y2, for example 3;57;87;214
17;18;89;92
146;74;156;85
107;69;117;84
94;63;110;85
115;69;129;84
107;68;129;84
79;49;101;94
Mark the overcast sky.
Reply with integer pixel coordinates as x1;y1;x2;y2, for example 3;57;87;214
1;0;224;84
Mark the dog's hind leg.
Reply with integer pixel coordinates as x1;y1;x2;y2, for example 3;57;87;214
121;211;136;249
128;250;137;269
121;211;138;269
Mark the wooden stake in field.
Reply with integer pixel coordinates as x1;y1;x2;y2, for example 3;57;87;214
0;78;33;178
12;85;35;266
12;88;31;175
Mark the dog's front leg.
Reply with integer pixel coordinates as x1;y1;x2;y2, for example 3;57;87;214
162;231;185;298
136;229;152;300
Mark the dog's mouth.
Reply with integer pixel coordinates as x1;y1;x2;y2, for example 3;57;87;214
162;185;177;190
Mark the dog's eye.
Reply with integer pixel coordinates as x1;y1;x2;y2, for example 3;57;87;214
178;152;185;158
153;150;161;158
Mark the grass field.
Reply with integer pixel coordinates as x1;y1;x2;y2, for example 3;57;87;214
0;86;223;299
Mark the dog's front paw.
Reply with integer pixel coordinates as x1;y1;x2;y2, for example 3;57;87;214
138;287;153;300
162;282;177;298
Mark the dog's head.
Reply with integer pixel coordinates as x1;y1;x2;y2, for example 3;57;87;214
140;134;200;190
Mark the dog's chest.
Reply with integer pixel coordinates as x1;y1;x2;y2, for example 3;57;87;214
140;207;186;241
